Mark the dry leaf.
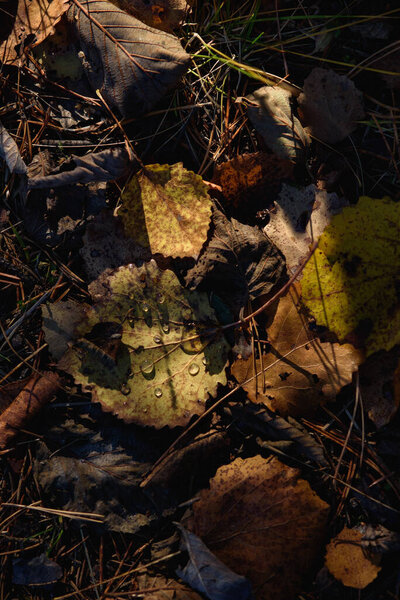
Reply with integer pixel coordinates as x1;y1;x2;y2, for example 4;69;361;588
185;455;329;600
212;152;294;221
0;0;70;64
264;183;348;274
245;86;310;161
325;527;381;589
231;288;362;417
67;0;190;117
298;68;364;144
136;570;203;599
0;123;27;174
110;0;193;32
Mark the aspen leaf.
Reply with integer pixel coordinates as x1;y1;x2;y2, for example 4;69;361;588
301;196;400;355
119;164;212;259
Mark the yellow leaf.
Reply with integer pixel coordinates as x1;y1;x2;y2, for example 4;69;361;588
301;196;400;355
118;163;212;259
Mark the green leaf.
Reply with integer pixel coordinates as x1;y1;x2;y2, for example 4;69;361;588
118;163;212;259
55;261;229;428
301;196;400;355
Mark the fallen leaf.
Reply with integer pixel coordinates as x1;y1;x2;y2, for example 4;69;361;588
42;300;87;361
136;570;203;599
0;122;27;174
176;525;252;600
0;372;61;449
359;523;400;554
231;288;362;417
0;0;70;64
298;68;364;144
301;196;400;355
185;208;287;318
35;410;165;533
185;455;329;600
80;211;151;282
67;1;190;117
119;163;212;259
110;0;193;32
245;86;310;161
325;527;381;589
212;152;294;221
12;553;63;586
28;148;130;189
264;183;348;274
48;260;229;428
359;347;400;429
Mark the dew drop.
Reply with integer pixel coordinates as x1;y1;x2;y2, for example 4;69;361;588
154;387;163;398
142;303;150;313
123;401;127;406
140;360;155;377
143;408;148;413
162;323;170;334
121;384;130;395
153;335;162;344
202;357;208;366
188;363;200;376
156;293;165;304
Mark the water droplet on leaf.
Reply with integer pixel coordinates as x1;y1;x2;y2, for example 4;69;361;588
121;384;130;395
188;363;200;376
154;388;163;398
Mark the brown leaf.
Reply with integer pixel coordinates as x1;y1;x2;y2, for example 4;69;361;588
0;0;70;64
67;0;190;117
110;0;194;32
0;372;61;449
185;455;329;600
325;527;381;589
298;68;364;144
212;152;294;221
264;184;348;275
231;288;362;417
136;570;203;599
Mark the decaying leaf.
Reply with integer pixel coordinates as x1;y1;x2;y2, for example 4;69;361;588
136;570;203;599
212;152;294;221
0;0;70;64
176;525;252;600
185;455;329;600
232;289;362;417
80;211;151;281
46;260;229;428
325;527;381;589
42;300;87;360
0;372;61;450
110;0;193;32
245;86;310;161
301;196;400;355
359;347;400;429
0;123;27;175
298;68;364;144
67;1;190;117
185;208;287;318
28;148;130;189
264;183;348;274
119;163;212;259
12;553;63;586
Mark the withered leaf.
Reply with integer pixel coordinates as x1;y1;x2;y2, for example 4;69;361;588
67;0;190;117
245;86;310;162
185;455;329;600
185;208;287;318
232;288;362;417
0;123;27;174
298;68;364;144
12;553;63;586
325;527;381;589
136;570;203;599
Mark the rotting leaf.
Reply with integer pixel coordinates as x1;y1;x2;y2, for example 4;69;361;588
118;163;212;259
0;0;70;64
264;183;348;274
176;525;252;600
325;527;381;589
231;288;362;417
47;260;229;428
212;152;294;222
244;86;310;162
12;553;63;587
301;196;400;355
67;0;190;117
185;208;287;318
298;68;364;144
110;0;194;32
184;455;329;600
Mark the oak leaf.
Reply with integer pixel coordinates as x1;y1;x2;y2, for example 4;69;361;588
301;196;400;355
185;455;329;600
